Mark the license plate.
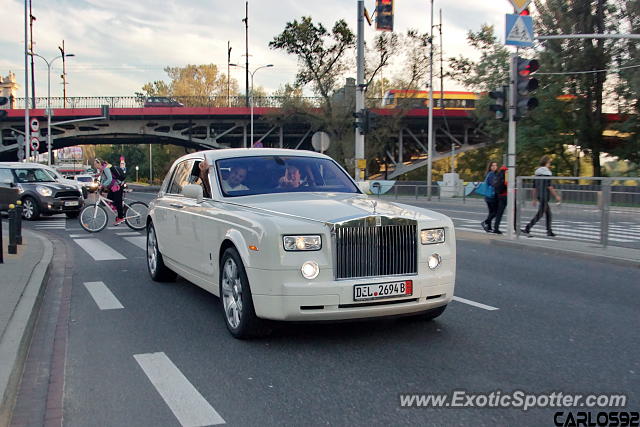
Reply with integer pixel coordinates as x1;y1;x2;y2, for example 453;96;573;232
64;201;79;206
353;280;413;302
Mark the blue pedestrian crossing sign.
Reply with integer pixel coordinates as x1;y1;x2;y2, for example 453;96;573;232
505;14;534;47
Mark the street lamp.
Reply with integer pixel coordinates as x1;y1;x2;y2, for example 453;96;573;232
230;63;273;147
135;165;139;182
30;52;75;165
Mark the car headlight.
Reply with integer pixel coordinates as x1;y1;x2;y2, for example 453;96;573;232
420;228;445;245
283;235;322;251
301;261;320;279
428;253;442;270
36;185;53;197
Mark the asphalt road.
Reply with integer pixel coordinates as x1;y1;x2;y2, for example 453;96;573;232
14;194;640;426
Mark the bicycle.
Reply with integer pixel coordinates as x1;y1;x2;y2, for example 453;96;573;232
79;188;149;232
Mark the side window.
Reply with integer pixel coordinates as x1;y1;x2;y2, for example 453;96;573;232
167;161;193;195
0;169;14;185
186;160;211;198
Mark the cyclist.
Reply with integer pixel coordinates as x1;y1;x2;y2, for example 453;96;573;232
93;158;125;225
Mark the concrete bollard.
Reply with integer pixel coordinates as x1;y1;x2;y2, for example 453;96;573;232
15;200;23;245
8;204;17;255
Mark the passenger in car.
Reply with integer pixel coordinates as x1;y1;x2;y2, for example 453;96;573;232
278;165;303;189
221;166;249;192
278;165;316;189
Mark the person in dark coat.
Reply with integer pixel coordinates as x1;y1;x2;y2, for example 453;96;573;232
491;165;508;234
521;155;562;237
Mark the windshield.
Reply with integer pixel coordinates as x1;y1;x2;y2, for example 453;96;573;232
43;169;61;181
14;168;55;183
215;155;360;197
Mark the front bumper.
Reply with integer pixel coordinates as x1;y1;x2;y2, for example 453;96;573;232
247;267;455;321
39;196;84;213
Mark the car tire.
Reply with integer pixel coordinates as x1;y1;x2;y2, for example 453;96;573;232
219;247;267;339
146;222;176;282
66;211;80;219
21;196;40;220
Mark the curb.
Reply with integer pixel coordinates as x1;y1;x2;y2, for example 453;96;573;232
455;230;640;269
491;238;640;269
0;232;54;427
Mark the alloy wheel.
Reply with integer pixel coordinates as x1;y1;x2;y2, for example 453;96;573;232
221;258;243;329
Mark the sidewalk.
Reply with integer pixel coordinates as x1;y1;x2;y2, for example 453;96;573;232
0;229;53;426
456;229;640;268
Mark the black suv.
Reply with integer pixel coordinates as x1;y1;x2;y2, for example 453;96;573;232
0;165;84;220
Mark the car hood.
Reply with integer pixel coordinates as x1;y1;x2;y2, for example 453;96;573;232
22;182;79;192
228;192;448;224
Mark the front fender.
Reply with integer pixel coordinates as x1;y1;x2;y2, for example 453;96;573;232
223;228;252;268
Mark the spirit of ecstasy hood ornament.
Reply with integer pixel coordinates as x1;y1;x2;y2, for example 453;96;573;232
371;200;378;214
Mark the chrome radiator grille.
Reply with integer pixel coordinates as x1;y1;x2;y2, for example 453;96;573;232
334;223;418;279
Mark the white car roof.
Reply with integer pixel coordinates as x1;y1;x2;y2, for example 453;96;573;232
193;148;329;161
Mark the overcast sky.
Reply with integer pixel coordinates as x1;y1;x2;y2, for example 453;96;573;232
1;0;517;99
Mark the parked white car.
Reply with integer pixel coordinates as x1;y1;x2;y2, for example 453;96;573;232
146;149;456;338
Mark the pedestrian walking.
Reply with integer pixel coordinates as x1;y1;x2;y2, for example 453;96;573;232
521;155;562;237
480;161;498;232
491;165;508;234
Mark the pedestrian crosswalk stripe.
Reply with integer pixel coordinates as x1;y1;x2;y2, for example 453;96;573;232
83;281;124;310
124;236;146;250
73;238;126;261
134;352;226;426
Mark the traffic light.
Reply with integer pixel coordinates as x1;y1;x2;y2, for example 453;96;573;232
353;109;380;135
376;0;393;32
488;86;508;121
515;56;539;120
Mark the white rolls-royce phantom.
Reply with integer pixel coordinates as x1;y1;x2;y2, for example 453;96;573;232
146;149;456;338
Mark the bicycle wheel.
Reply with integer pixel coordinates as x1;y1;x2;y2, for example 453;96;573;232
124;201;149;231
79;203;109;232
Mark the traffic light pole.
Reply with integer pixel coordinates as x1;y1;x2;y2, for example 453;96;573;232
354;0;365;181
507;53;517;240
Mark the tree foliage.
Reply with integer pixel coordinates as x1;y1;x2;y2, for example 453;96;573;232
137;64;240;107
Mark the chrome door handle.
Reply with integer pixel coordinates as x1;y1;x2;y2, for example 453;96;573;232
170;204;184;209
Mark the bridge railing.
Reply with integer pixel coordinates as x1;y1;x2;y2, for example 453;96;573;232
9;96;387;110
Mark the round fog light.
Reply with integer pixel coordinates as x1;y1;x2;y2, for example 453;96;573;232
427;254;442;270
301;261;320;279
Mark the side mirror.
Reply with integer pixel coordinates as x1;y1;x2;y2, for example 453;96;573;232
183;184;204;203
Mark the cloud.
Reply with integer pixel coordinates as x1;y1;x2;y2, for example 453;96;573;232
0;0;510;97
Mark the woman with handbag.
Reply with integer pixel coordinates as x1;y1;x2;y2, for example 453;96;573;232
480;161;498;232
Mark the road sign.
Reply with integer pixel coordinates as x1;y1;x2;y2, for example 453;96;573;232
508;0;531;14
30;118;40;133
311;131;331;153
505;14;534;47
30;136;40;152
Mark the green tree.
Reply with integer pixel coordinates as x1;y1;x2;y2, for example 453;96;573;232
534;0;621;176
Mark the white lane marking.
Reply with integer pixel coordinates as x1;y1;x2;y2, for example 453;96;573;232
134;352;226;426
455;227;485;233
117;232;141;236
453;296;499;311
69;234;91;238
124;236;147;250
83;281;124;310
73;239;126;261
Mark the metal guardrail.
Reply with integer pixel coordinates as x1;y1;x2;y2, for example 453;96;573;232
368;178;640;249
516;176;640;248
6;96;387;110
